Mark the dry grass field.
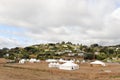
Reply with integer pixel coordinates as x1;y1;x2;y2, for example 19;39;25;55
0;58;120;80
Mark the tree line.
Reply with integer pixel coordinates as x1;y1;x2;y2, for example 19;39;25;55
0;42;120;62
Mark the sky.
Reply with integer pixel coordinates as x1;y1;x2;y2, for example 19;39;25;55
0;0;120;49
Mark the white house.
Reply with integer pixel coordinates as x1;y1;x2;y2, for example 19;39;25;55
68;53;75;56
59;61;79;70
78;53;84;56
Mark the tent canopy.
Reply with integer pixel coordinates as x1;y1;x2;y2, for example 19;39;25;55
46;59;57;63
90;60;106;66
59;61;79;70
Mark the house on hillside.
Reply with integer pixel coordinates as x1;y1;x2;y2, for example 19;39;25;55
55;52;64;55
94;52;100;55
64;50;72;53
68;53;75;57
78;52;84;56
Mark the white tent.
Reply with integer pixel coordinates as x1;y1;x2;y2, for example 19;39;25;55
29;58;40;63
59;59;67;63
59;61;79;70
90;60;106;66
46;59;57;63
48;62;60;68
29;58;36;63
19;59;26;64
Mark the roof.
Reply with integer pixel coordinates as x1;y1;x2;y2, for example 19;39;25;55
90;60;106;66
60;61;78;66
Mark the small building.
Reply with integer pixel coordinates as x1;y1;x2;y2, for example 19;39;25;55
78;52;84;56
94;52;100;55
68;53;75;56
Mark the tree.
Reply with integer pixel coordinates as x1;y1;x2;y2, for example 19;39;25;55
96;52;107;60
84;53;94;60
66;41;72;45
118;54;120;58
61;41;65;44
108;48;114;54
0;48;9;58
29;54;37;58
90;44;99;48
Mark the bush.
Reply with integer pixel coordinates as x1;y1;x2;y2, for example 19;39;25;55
96;52;107;60
84;53;94;60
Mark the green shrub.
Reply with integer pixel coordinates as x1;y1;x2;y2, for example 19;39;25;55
96;52;107;60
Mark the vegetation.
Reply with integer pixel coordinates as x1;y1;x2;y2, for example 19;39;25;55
0;42;120;62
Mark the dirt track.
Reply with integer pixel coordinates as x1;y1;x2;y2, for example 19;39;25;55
0;61;120;80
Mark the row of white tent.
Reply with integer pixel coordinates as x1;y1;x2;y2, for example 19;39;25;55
49;62;60;68
19;58;106;70
90;60;106;66
59;61;79;70
19;58;40;64
48;60;106;70
46;59;86;63
48;61;79;70
46;59;106;66
46;59;75;63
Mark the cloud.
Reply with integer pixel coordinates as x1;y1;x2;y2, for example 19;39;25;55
0;0;116;27
0;36;21;49
0;0;120;48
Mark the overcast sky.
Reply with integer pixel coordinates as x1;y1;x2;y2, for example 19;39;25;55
0;0;120;48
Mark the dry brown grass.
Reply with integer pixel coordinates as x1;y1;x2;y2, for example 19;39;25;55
0;58;8;64
0;59;120;80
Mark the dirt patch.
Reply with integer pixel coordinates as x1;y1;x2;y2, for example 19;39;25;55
0;58;8;64
0;62;120;80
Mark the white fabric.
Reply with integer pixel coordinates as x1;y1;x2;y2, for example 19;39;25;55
19;59;26;64
48;62;60;68
46;59;57;63
59;59;67;63
19;58;40;63
59;61;79;70
90;60;106;66
29;58;40;63
36;60;40;62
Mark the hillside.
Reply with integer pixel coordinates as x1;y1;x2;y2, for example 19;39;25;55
0;42;120;62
